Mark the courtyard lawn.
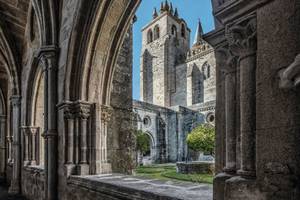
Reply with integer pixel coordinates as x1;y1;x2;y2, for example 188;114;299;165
134;164;213;184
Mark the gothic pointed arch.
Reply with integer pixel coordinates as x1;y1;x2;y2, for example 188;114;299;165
0;20;21;96
65;0;140;104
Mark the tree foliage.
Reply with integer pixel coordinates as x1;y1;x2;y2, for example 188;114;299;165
186;124;215;154
135;130;151;155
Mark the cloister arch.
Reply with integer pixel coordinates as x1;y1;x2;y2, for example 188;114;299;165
62;0;141;175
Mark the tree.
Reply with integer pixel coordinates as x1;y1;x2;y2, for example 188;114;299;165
135;130;151;156
186;124;215;155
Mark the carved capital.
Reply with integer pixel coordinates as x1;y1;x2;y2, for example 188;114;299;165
226;15;257;59
21;126;39;136
100;105;113;123
10;95;21;107
279;54;300;89
6;136;13;142
217;47;238;74
74;102;92;120
38;46;58;71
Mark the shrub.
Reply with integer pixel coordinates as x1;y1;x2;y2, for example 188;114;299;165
186;124;215;155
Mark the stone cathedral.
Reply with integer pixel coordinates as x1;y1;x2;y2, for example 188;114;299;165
0;0;299;200
133;3;216;163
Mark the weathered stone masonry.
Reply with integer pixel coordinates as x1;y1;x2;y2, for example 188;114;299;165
0;0;299;200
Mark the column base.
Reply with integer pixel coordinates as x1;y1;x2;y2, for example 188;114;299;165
237;169;256;178
30;161;37;166
65;164;77;176
225;176;260;200
223;167;236;175
8;180;20;194
78;164;90;175
213;172;234;200
99;162;112;174
23;161;30;166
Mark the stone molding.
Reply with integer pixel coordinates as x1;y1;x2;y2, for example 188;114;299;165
213;0;274;25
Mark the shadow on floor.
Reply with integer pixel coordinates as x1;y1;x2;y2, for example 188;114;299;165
0;178;26;200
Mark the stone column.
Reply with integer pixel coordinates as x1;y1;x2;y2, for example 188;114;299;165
8;95;21;194
31;128;38;166
6;136;12;163
0;115;6;175
227;16;257;178
75;102;91;175
21;127;31;166
99;105;112;173
40;47;58;200
58;102;77;176
223;55;238;174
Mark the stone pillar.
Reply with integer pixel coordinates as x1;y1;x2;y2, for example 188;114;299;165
99;105;112;173
227;15;257;178
0;115;6;176
75;102;91;175
62;103;76;175
6;136;12;163
31;128;38;166
40;47;58;200
223;55;238;174
8;95;21;194
22;127;31;166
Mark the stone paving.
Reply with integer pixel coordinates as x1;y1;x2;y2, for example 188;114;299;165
70;174;213;200
0;179;26;200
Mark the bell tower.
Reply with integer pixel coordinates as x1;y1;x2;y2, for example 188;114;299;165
140;1;190;107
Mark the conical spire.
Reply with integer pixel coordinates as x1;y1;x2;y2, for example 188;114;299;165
174;8;179;18
153;7;158;19
193;19;204;46
165;0;170;11
170;3;174;15
160;2;164;13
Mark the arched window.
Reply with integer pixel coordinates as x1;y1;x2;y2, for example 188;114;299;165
202;62;211;80
154;25;160;40
171;25;177;37
147;29;153;43
181;24;186;38
207;65;211;78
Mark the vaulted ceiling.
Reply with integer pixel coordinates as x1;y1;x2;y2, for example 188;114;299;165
0;0;30;53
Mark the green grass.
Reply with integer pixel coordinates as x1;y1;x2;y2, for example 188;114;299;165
134;164;213;184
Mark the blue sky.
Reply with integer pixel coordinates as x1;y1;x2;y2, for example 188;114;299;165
132;0;215;100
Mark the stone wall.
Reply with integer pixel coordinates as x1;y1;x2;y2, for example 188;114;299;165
21;167;45;200
209;0;300;199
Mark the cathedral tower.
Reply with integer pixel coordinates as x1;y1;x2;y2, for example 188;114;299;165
140;1;190;107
